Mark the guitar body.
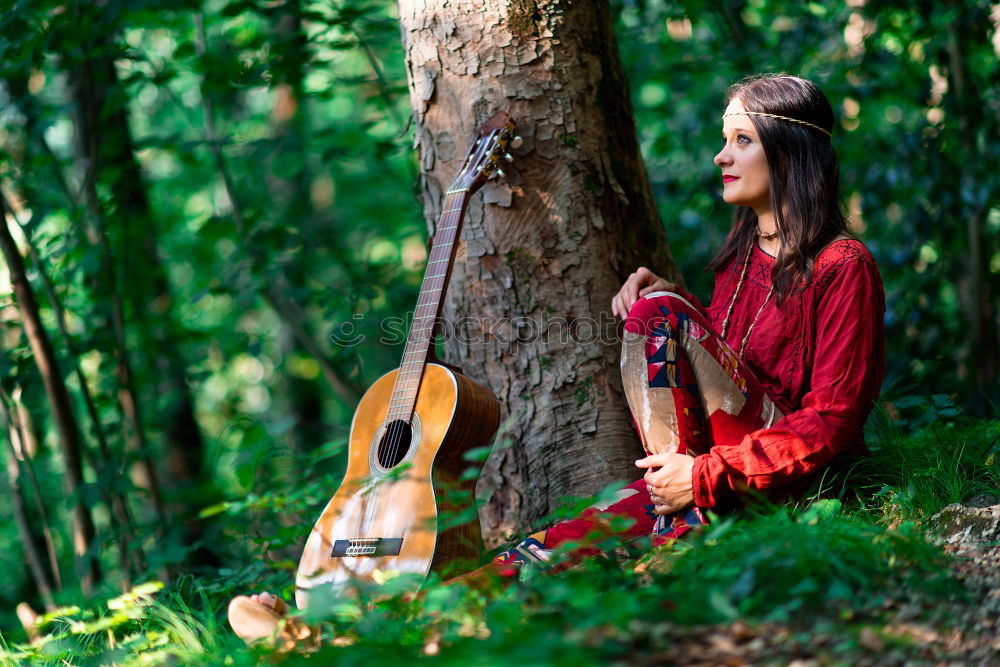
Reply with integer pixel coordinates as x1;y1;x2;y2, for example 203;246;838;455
295;363;499;608
296;111;516;609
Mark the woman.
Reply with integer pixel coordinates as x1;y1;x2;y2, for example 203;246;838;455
489;72;884;575
229;73;885;641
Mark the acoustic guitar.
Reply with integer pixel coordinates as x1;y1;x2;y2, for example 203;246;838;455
295;112;518;608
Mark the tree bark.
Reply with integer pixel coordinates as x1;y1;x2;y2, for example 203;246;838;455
3;428;57;611
398;0;680;542
1;388;62;595
943;13;998;404
2;191;141;581
0;199;100;593
66;1;206;511
3;67;142;578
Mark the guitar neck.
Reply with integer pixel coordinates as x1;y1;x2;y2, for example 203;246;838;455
385;190;470;421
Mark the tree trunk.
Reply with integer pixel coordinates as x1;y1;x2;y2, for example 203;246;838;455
3;429;57;611
1;387;63;592
3;68;142;579
66;2;206;509
0;199;100;593
944;14;998;404
7;190;142;581
398;0;680;543
69;51;168;526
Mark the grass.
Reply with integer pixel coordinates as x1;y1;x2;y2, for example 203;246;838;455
1;403;996;665
815;398;1000;522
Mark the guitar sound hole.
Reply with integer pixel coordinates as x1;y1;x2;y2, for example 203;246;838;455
376;420;412;469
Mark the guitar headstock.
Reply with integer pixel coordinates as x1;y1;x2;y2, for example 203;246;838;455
448;111;520;196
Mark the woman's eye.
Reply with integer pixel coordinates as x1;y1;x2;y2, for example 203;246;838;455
720;134;751;147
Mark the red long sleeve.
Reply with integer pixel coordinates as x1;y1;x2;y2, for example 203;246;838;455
694;240;886;508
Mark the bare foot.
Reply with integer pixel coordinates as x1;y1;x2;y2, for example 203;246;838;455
229;591;315;650
249;592;287;616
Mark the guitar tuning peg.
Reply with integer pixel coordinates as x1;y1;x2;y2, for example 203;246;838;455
496;168;506;178
510;136;524;149
503;153;514;163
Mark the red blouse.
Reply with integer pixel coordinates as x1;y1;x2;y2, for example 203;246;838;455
691;238;886;509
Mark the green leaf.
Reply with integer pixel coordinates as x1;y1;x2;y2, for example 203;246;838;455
707;588;740;620
798;499;842;525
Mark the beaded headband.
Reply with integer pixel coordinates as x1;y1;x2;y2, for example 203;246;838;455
723;111;833;138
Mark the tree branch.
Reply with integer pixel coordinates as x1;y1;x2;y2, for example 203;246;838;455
1;187;142;582
0;195;100;593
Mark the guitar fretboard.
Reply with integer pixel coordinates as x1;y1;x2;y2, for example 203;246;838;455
384;191;469;422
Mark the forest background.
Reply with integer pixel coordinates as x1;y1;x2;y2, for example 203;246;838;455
0;0;998;663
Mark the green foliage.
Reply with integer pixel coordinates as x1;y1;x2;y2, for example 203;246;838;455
0;0;419;627
0;497;960;665
613;0;1000;408
0;0;997;661
0;581;251;665
847;400;1000;520
655;505;954;624
0;396;984;662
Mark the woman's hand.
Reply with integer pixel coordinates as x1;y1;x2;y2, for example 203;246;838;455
635;452;695;515
611;267;678;319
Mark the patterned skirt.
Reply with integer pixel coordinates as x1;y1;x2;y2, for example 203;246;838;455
493;291;784;576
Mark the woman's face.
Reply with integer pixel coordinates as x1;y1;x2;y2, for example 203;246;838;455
714;98;771;214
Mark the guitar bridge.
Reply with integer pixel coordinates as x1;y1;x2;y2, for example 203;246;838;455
331;537;403;558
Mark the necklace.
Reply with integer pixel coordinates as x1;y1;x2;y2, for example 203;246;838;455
720;241;775;358
757;224;779;240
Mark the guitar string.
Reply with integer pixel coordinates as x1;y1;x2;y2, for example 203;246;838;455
337;130;503;558
336;126;510;557
383;133;491;470
376;130;500;547
383;189;464;469
385;218;446;465
381;239;445;527
386;200;460;460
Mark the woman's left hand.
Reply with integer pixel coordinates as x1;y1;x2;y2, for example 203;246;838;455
635;452;695;515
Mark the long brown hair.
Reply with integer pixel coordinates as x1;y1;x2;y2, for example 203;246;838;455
707;74;849;305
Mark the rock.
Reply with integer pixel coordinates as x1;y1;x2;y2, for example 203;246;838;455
964;495;999;509
927;501;1000;546
858;626;884;651
728;620;757;641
